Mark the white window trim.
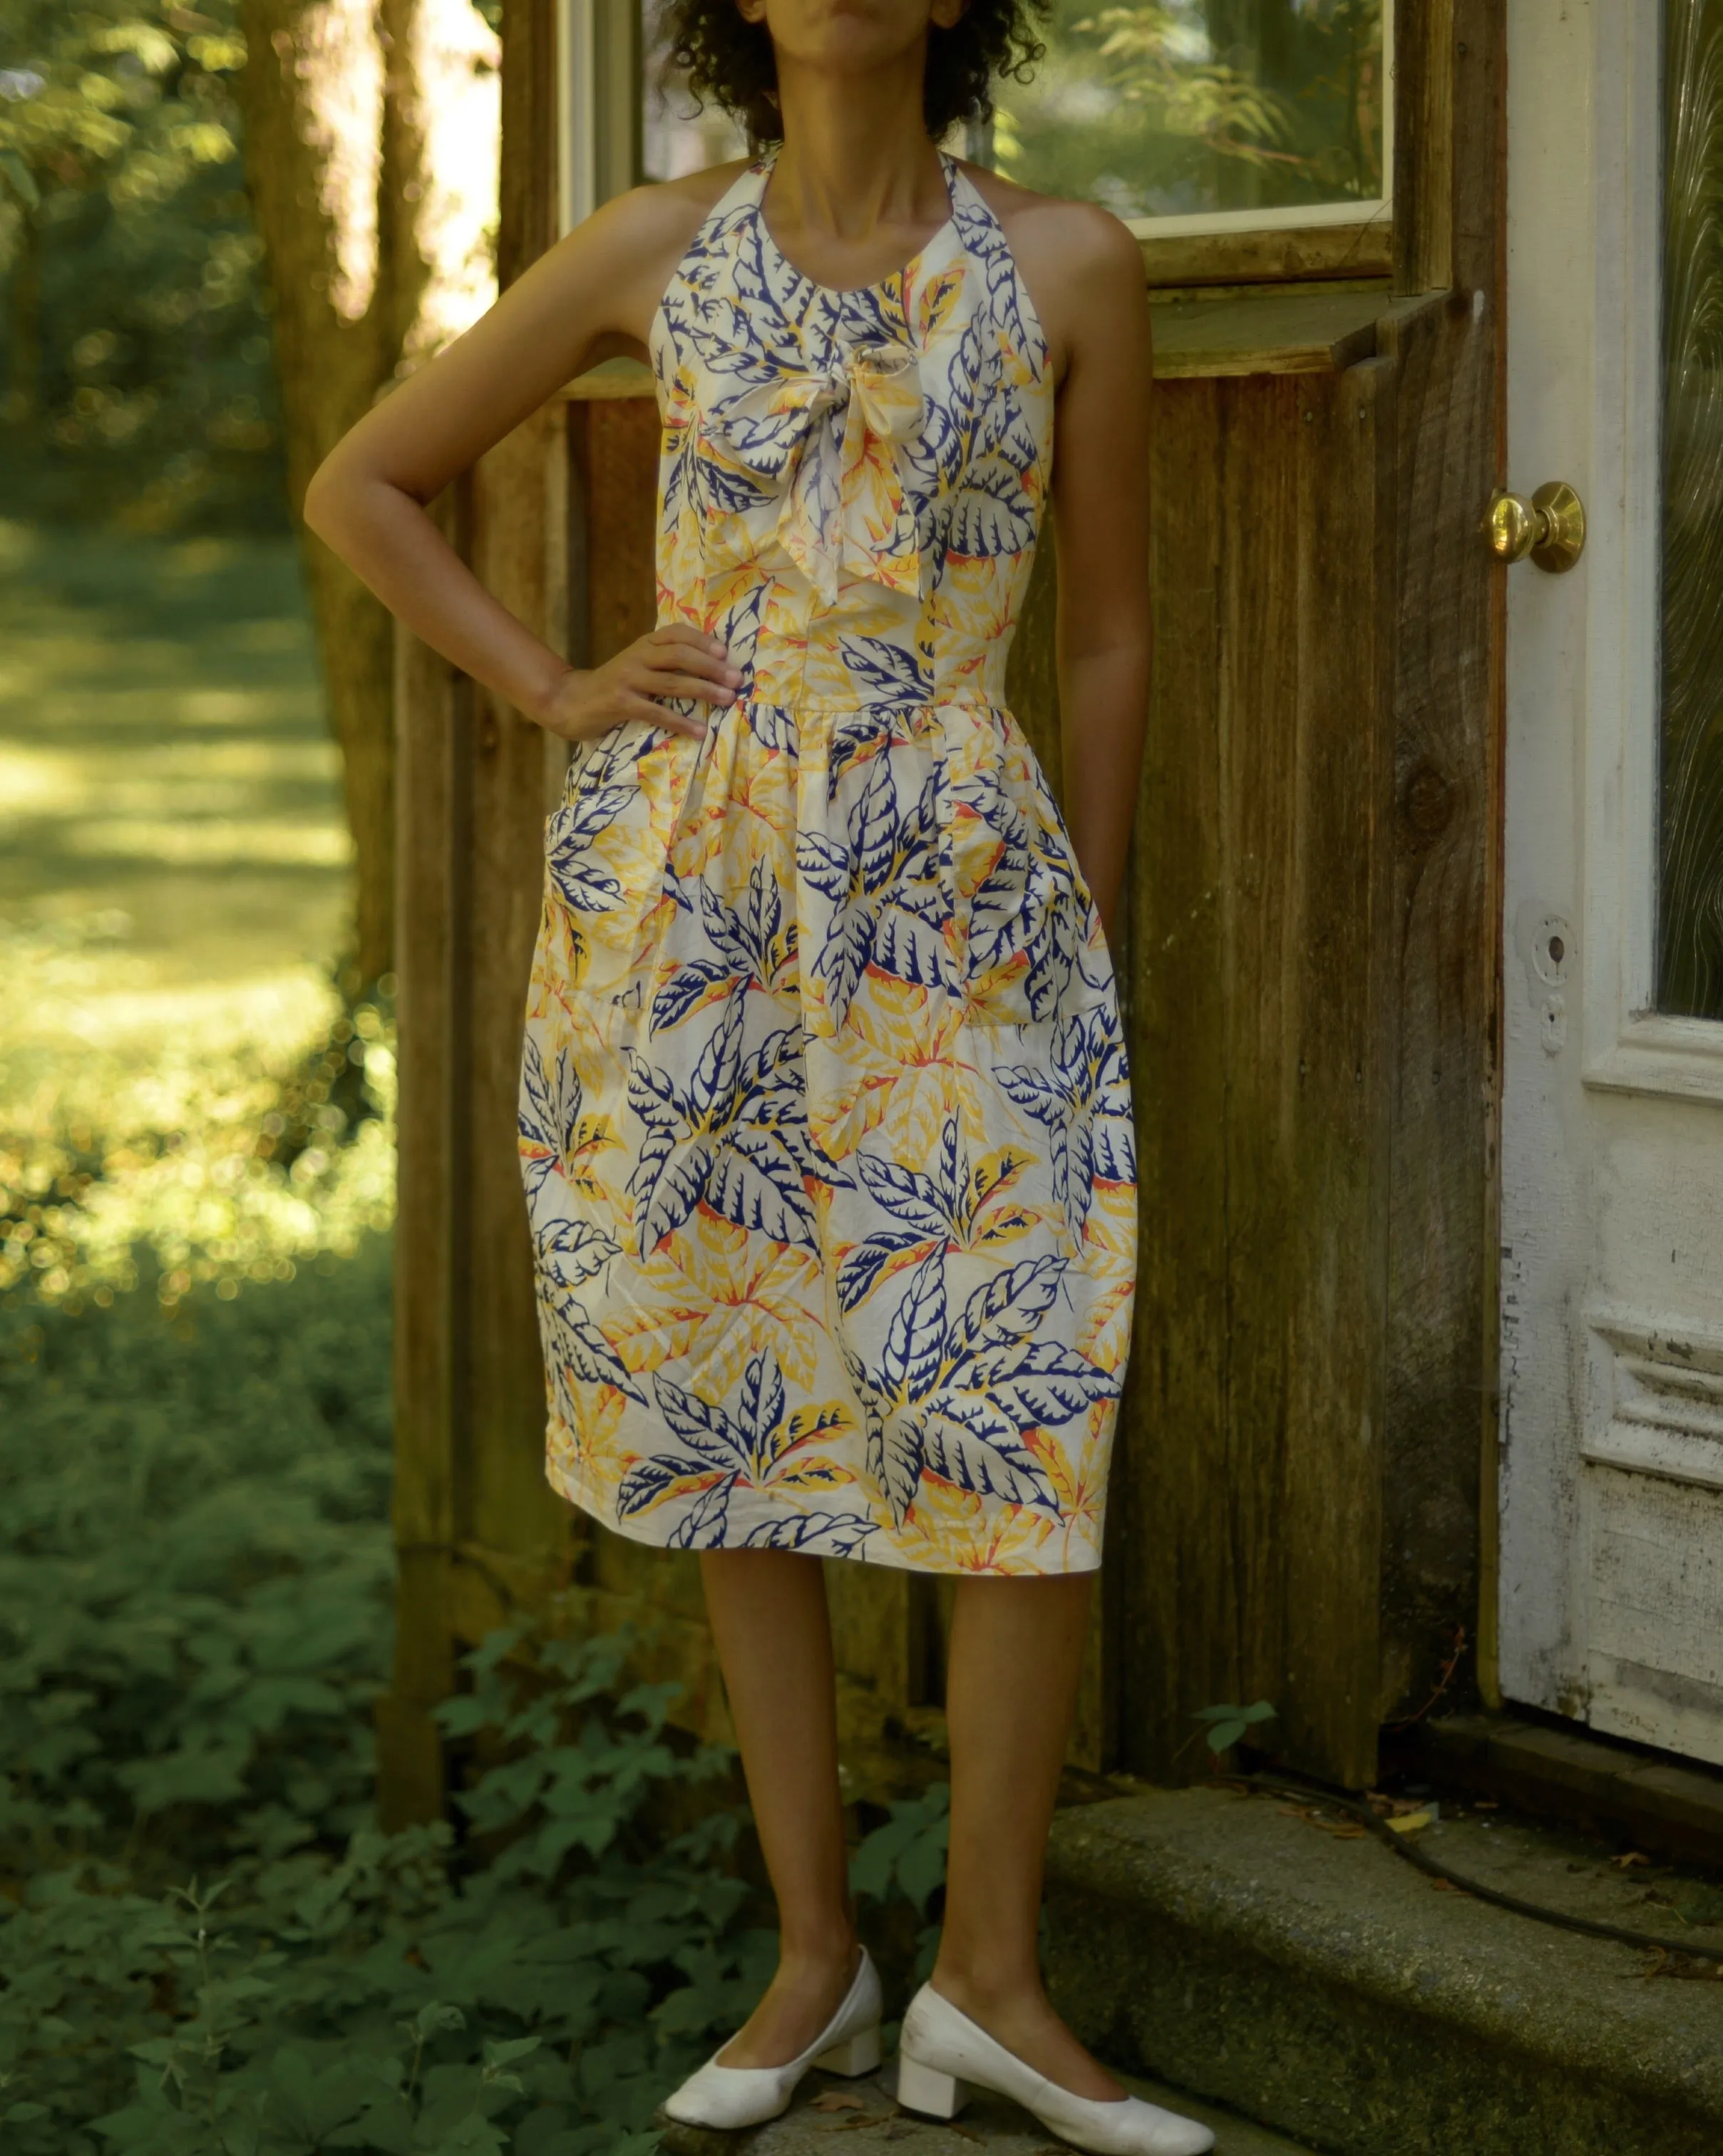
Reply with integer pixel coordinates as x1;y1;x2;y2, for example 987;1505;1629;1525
559;0;639;236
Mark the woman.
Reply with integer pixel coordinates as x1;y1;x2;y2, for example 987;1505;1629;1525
306;0;1194;2145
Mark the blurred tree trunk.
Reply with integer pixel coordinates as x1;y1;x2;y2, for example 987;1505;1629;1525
4;208;41;428
235;0;498;984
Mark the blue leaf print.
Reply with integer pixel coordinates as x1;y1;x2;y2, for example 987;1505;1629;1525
966;1339;1120;1429
547;784;634;914
652;955;737;1035
882;1248;949;1401
997;1062;1064;1131
855;1153;951;1240
697;454;773;518
535;1216;621;1296
957;771;1080;1019
952;1254;1068;1356
617;1451;716;1516
669;1473;737;1549
837;1226;928;1315
709;1121;813;1246
746;701;797;751
921;1405;1056;1512
869;1405;927;1525
652;1371;755;1469
825;709;893;794
741;1511;879;1556
518;1031;567;1208
1001;1010;1136;1241
838;635;930;702
946;466;1039;560
689;990;746;1118
739;1348;787;1462
624;1007;817;1255
540;1293;647;1408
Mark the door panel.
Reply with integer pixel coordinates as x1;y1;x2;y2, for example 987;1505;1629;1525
1501;0;1723;1765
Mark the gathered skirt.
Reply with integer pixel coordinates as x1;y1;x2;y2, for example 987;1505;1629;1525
517;694;1138;1574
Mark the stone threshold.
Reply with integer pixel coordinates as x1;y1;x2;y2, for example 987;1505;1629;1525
1044;1782;1723;2156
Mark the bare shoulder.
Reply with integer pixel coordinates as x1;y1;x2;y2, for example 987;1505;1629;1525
960;167;1138;269
524;158;754;345
952;165;1146;371
570;158;753;262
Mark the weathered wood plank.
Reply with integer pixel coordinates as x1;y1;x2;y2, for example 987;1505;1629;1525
1141;220;1393;292
1377;0;1506;1721
1280;355;1396;1784
498;0;557;287
1151;292;1384;380
575;397;660;662
1116;366;1393;1787
383;485;468;1827
465;406;569;1563
1116;376;1230;1777
1394;0;1456;295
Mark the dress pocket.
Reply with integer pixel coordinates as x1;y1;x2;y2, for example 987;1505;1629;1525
947;711;1093;1030
544;722;694;1015
793;706;961;1040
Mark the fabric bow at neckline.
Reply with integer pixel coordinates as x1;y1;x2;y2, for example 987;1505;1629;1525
705;340;925;608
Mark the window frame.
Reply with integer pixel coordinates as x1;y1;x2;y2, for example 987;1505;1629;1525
561;0;1394;284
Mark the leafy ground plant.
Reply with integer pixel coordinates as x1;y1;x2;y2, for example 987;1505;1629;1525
0;1253;953;2152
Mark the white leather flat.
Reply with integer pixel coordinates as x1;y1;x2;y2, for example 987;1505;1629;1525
896;1983;1215;2156
660;1946;883;2130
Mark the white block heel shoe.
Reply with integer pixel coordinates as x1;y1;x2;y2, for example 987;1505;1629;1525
661;1946;883;2130
896;1984;1215;2156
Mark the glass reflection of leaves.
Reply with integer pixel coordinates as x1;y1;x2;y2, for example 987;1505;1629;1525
991;0;1385;226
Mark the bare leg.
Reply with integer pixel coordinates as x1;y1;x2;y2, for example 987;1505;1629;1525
699;1547;860;2068
931;1571;1126;2101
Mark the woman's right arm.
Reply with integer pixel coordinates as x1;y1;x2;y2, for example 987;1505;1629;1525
302;176;744;742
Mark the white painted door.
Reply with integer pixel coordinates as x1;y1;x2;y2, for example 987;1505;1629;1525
1501;0;1723;1767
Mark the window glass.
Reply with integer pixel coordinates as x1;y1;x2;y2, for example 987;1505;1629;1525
638;1;1387;232
1659;0;1723;1018
990;0;1388;229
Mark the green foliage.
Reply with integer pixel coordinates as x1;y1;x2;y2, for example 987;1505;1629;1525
0;1257;801;2154
0;0;284;528
849;1782;949;1988
1193;1700;1277;1760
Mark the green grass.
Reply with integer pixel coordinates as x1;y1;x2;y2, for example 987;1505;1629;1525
0;518;346;985
0;520;389;1310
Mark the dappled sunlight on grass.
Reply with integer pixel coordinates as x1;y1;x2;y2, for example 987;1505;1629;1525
0;523;394;1313
0;518;349;988
0;913;396;1310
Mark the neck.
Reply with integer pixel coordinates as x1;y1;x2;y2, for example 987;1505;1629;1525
768;56;948;241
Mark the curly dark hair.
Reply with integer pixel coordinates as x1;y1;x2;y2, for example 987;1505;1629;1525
655;0;1048;149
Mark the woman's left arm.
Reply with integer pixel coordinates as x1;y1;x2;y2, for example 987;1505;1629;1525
1044;212;1154;943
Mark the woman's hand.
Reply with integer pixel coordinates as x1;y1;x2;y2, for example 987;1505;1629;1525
538;626;743;743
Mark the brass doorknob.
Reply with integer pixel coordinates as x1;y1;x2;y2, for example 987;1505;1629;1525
1483;482;1586;573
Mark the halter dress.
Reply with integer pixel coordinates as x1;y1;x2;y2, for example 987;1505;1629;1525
518;148;1138;1574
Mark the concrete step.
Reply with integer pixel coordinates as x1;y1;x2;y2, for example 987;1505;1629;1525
661;2060;1320;2155
1044;1783;1723;2156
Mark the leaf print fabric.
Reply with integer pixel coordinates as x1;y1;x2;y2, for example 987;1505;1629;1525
518;148;1138;1574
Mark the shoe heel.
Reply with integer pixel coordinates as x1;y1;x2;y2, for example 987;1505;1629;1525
895;2055;969;2120
813;2023;882;2076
